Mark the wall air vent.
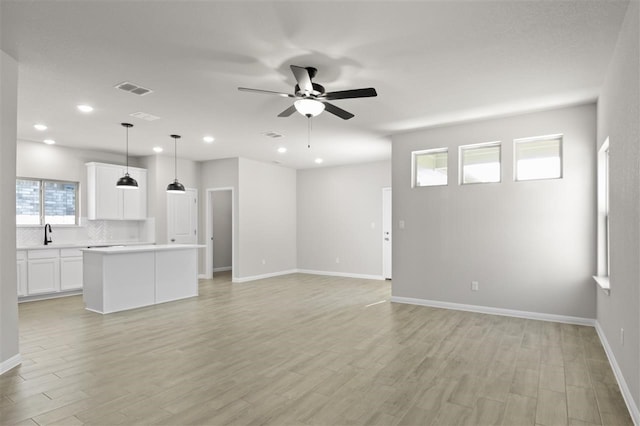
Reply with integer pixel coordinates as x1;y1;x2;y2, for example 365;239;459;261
115;81;153;96
129;111;160;121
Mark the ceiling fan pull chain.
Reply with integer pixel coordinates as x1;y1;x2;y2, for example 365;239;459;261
307;116;311;149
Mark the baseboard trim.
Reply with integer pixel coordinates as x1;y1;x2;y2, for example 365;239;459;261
296;269;384;281
18;290;82;303
595;321;640;425
390;296;595;326
213;266;232;272
233;269;298;283
0;353;22;375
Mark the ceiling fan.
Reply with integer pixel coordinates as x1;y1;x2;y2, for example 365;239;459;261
238;65;377;120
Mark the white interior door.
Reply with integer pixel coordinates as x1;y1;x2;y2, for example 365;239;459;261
167;188;198;244
382;187;392;279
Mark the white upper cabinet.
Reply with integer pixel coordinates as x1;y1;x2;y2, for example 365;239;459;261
86;162;147;220
123;168;147;220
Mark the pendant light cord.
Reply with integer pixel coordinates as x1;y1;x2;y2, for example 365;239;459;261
125;126;129;173
174;136;178;182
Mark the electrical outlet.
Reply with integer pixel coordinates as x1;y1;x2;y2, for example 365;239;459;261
620;328;624;346
471;281;479;291
399;220;405;229
335;257;340;264
261;259;266;265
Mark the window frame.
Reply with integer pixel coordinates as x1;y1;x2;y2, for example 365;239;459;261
513;134;563;182
458;141;502;185
16;177;80;227
411;147;449;188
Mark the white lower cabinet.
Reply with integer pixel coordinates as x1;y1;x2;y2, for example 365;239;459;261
20;248;83;298
27;250;60;295
60;249;83;291
17;251;27;297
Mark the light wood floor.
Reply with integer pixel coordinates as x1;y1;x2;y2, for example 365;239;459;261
1;273;632;425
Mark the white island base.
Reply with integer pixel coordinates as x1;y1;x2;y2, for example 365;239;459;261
82;244;204;314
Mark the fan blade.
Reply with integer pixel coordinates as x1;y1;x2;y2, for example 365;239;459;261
323;88;377;100
238;87;294;98
323;102;354;120
290;65;313;94
278;105;297;117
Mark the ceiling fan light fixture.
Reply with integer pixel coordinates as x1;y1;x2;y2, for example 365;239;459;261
294;99;325;117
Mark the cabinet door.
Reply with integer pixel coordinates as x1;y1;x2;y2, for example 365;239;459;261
95;165;123;219
27;258;60;295
17;259;27;297
60;257;83;290
123;168;147;220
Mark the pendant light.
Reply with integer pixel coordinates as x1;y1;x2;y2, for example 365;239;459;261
166;134;185;193
116;123;138;189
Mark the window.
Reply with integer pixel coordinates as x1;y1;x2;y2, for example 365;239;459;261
412;148;448;187
459;142;501;184
515;135;562;181
596;138;610;282
16;178;79;225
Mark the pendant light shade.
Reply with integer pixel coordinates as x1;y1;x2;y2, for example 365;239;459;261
294;99;325;117
167;180;186;193
116;173;138;189
167;134;185;194
116;123;138;189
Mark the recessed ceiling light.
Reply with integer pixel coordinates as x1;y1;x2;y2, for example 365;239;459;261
43;139;55;145
314;158;323;164
203;136;215;143
277;147;287;154
77;104;94;113
34;124;47;131
153;146;163;153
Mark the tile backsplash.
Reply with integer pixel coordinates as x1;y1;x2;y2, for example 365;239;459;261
17;218;155;247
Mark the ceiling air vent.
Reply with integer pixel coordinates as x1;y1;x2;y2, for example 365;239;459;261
263;131;283;138
115;81;153;96
129;111;160;121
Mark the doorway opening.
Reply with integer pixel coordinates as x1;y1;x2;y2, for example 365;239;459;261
206;188;234;280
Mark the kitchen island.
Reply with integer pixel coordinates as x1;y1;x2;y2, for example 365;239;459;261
82;244;204;314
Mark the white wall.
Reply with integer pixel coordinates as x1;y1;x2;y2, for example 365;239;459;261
391;104;597;319
0;49;20;373
238;157;296;279
596;0;640;417
297;160;391;278
211;190;232;270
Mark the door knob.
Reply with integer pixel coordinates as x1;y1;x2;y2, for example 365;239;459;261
170;238;175;242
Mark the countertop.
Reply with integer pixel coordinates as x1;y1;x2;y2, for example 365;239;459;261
82;244;205;254
17;241;155;251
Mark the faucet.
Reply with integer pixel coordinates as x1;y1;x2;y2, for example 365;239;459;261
44;223;52;245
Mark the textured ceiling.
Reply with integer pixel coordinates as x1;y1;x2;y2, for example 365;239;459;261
0;1;629;169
